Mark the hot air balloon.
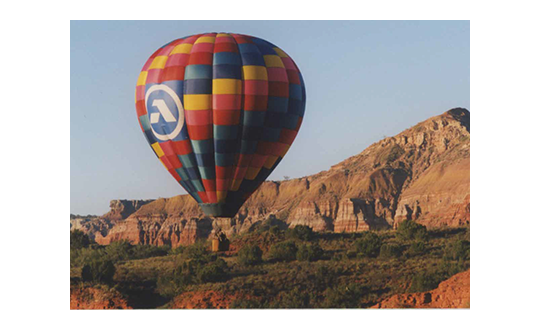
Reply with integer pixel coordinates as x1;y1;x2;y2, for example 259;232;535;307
135;33;306;217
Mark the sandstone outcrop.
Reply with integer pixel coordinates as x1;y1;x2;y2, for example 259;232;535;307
85;108;470;247
70;200;153;239
371;269;470;308
102;199;154;220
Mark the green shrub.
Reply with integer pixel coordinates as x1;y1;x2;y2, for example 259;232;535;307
408;272;441;293
311;264;339;289
81;258;116;283
70;245;106;267
444;240;470;261
157;266;192;298
270;287;311;308
168;246;185;255
237;244;263;266
379;243;402;259
104;240;133;261
72;240;171;267
396;220;429;241
230;298;265;309
269;225;282;236
286;225;314;241
352;232;382;258
196;258;228;283
406;241;427;256
157;257;228;298
269;241;298;261
322;283;369;308
438;260;469;278
70;230;91;250
130;244;170;259
184;241;210;261
297;242;324;261
255;218;279;233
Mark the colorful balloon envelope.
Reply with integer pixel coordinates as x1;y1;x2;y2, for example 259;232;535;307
135;33;306;217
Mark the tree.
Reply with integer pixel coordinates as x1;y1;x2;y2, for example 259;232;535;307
81;258;116;283
379;243;402;259
269;241;298;261
396;220;429;241
297;243;324;261
70;230;91;250
286;225;314;241
238;244;263;266
444;240;470;261
353;232;382;258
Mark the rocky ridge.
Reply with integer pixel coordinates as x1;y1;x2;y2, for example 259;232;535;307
70;199;153;239
75;108;469;247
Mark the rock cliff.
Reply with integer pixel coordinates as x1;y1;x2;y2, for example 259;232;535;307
88;108;469;247
70;199;153;239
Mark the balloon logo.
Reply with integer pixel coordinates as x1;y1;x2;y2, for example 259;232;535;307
135;33;306;217
145;84;185;141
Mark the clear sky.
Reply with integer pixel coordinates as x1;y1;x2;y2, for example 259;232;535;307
70;20;469;215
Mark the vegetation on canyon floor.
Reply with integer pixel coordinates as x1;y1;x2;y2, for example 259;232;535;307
70;220;470;309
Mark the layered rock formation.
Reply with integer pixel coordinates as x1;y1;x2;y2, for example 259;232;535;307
102;199;154;221
371;269;470;308
70;199;153;239
86;108;469;247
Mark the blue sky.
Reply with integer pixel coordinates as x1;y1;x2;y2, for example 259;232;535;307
70;20;469;215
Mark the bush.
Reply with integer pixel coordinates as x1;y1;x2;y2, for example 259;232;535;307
103;241;132;262
312;264;339;289
286;225;314;241
396;220;429;241
184;241;210;261
270;287;311;308
157;257;228;297
196;258;228;283
269;241;298;261
444;240;470;261
438;260;469;278
169;246;185;255
70;245;106;267
322;283;369;308
406;241;427;256
230;298;265;309
409;272;441;293
379;243;402;259
157;266;192;298
238;244;263;266
72;240;171;267
352;232;382;258
70;230;91;250
269;225;282;236
81;258;116;283
297;243;324;261
130;244;170;259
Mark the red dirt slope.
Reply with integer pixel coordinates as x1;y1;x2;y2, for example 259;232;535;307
372;269;470;308
70;285;132;310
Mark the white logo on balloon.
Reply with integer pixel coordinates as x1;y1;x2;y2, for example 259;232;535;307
145;84;185;141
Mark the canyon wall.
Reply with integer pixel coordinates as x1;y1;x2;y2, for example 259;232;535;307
78;108;470;247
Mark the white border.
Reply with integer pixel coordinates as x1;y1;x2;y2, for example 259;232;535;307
3;1;540;329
